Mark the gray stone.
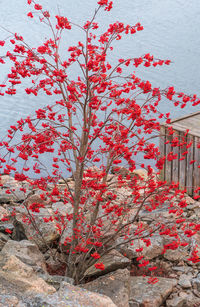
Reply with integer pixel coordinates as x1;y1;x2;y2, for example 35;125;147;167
13;207;59;250
83;269;130;307
39;273;74;291
1;240;46;273
0;188;27;203
117;234;163;260
0;254;56;295
178;274;192;288
0;294;19;307
192;273;200;291
84;250;130;278
185;293;200;307
163;247;188;262
129;276;177;307
0;223;14;233
166;295;186;307
52;201;73;216
0;233;9;251
23;281;117;307
0;206;9;219
172;266;191;274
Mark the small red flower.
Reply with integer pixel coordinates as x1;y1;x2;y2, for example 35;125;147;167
5;228;12;234
91;252;100;259
94;262;105;270
0;41;5;46
27;12;33;18
34;4;42;10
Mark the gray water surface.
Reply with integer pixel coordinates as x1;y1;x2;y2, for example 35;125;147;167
0;0;200;134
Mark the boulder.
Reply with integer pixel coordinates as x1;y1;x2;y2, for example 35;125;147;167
163;247;188;262
129;276;177;307
117;235;163;260
178;274;192;288
1;240;46;273
84;250;130;278
131;169;148;180
23;281;117;307
0;233;9;251
166;295;186;307
39;273;74;291
13;207;59;251
83;268;130;307
0;295;20;307
0;176;28;203
0;254;56;295
192;273;200;291
0;206;9;219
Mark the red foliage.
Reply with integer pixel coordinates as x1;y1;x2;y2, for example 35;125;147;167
0;0;199;283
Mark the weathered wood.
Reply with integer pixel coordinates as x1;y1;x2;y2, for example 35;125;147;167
179;132;187;190
170;111;200;124
159;126;166;181
194;137;200;194
172;130;179;184
160;112;200;197
169;123;199;138
165;129;172;183
186;134;194;196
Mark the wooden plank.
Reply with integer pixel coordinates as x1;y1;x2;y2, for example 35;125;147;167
194;137;200;195
186;134;194;196
159;125;166;181
165;129;172;183
175;117;200;131
160;111;200;137
172;130;179;184
179;132;187;191
166;111;200;125
165;123;200;138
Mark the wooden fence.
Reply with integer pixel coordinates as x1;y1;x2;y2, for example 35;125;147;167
160;111;200;196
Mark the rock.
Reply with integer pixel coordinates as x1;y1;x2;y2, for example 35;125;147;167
166;295;186;307
0;254;56;294
192;273;200;291
139;204;173;222
111;167;129;177
117;234;163;260
1;240;46;273
52;201;74;251
184;293;200;307
178;274;192;288
83;269;130;307
163;247;188;262
0;175;20;187
0;188;27;203
25;194;51;208
45;254;65;275
24;281;117;307
52;201;73;216
59;220;73;251
183;194;196;205
13;207;59;251
172;266;191;274
84;250;130;278
39;273;74;291
131;169;148;180
111;167;148;181
129;276;177;307
0;233;9;251
0;223;14;234
0;206;9;219
0;295;20;307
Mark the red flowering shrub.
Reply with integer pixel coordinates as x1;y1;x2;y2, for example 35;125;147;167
0;0;199;283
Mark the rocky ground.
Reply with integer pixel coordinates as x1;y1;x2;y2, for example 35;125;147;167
0;173;200;306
